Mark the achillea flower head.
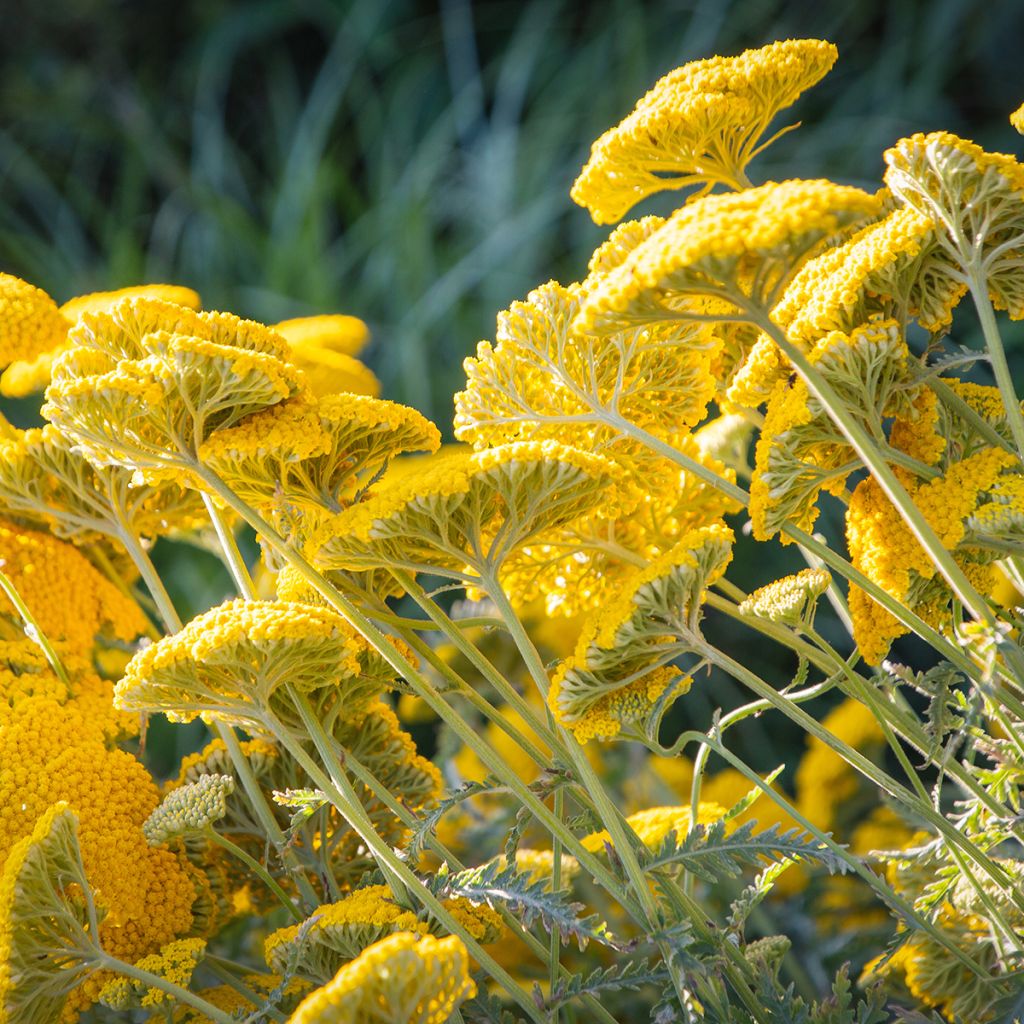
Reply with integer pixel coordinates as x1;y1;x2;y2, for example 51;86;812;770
98;938;206;1010
846;447;1017;662
143;775;235;845
0;423;204;545
200;394;441;550
0;698;196;1016
1013;102;1024;135
455;280;717;458
885;132;1024;318
0;804;97;1024
43;298;308;480
499;438;739;618
0;518;148;654
0;284;201;397
0;273;69;369
115;599;396;732
749;319;917;541
739;568;832;627
571;39;838;224
548;524;733;741
577;179;882;336
315;441;624;582
286;932;476;1024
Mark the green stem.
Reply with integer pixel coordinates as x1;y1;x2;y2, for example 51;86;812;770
218;725;319;909
206;831;303;923
116;525;182;632
965;267;1024;460
193;462;645;925
0;568;71;685
549;785;563;1023
275;693;547;1024
96;955;237;1024
484;575;661;924
201;493;256;599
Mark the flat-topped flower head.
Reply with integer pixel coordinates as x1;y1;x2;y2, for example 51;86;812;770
549;524;733;741
98;938;206;1011
884;132;1024;317
0;424;204;546
315;441;624;583
500;439;739;618
571;39;838;224
577;179;882;335
0;518;149;655
286;932;476;1024
749;318;921;540
143;774;235;845
455;280;717;456
200;394;441;548
42;297;308;480
0;804;98;1024
740;568;832;628
0;284;201;397
265;882;504;986
0;273;69;369
115;599;397;733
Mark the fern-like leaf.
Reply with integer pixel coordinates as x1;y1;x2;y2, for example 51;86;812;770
542;958;670;1010
431;860;616;950
646;820;844;883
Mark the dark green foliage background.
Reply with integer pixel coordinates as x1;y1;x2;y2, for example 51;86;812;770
1;0;1022;774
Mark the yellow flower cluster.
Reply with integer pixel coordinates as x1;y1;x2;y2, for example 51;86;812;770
98;938;206;1010
578;179;882;336
143;774;235;845
0;273;70;368
571;39;838;223
274;313;379;398
287;932;476;1024
846;447;1017;662
738;568;832;627
116;598;395;731
548;524;732;741
0;518;148;654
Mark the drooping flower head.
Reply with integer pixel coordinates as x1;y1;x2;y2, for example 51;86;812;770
571;39;838;224
314;441;624;585
884;132;1024;318
549;524;733;742
43;298;307;481
577;180;883;336
286;932;476;1024
115;599;399;733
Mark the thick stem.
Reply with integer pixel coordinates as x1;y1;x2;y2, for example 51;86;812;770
966;268;1024;460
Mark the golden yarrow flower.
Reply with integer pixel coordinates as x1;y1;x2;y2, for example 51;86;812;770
286;932;476;1024
571;39;838;224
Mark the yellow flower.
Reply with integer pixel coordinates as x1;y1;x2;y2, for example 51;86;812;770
274;313;370;358
287;932;476;1024
98;938;206;1010
0;273;69;368
577;179;882;336
581;803;728;854
0;518;148;655
315;441;623;583
571;39;838;223
115;599;396;732
739;568;832;627
548;524;732;741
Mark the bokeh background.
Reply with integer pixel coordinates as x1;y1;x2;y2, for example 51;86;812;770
2;0;1022;773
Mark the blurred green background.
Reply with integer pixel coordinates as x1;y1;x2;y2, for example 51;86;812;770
2;0;1023;774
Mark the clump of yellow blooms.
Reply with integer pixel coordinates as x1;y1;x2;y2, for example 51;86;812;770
287;932;476;1024
571;39;838;223
3;33;1024;1024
